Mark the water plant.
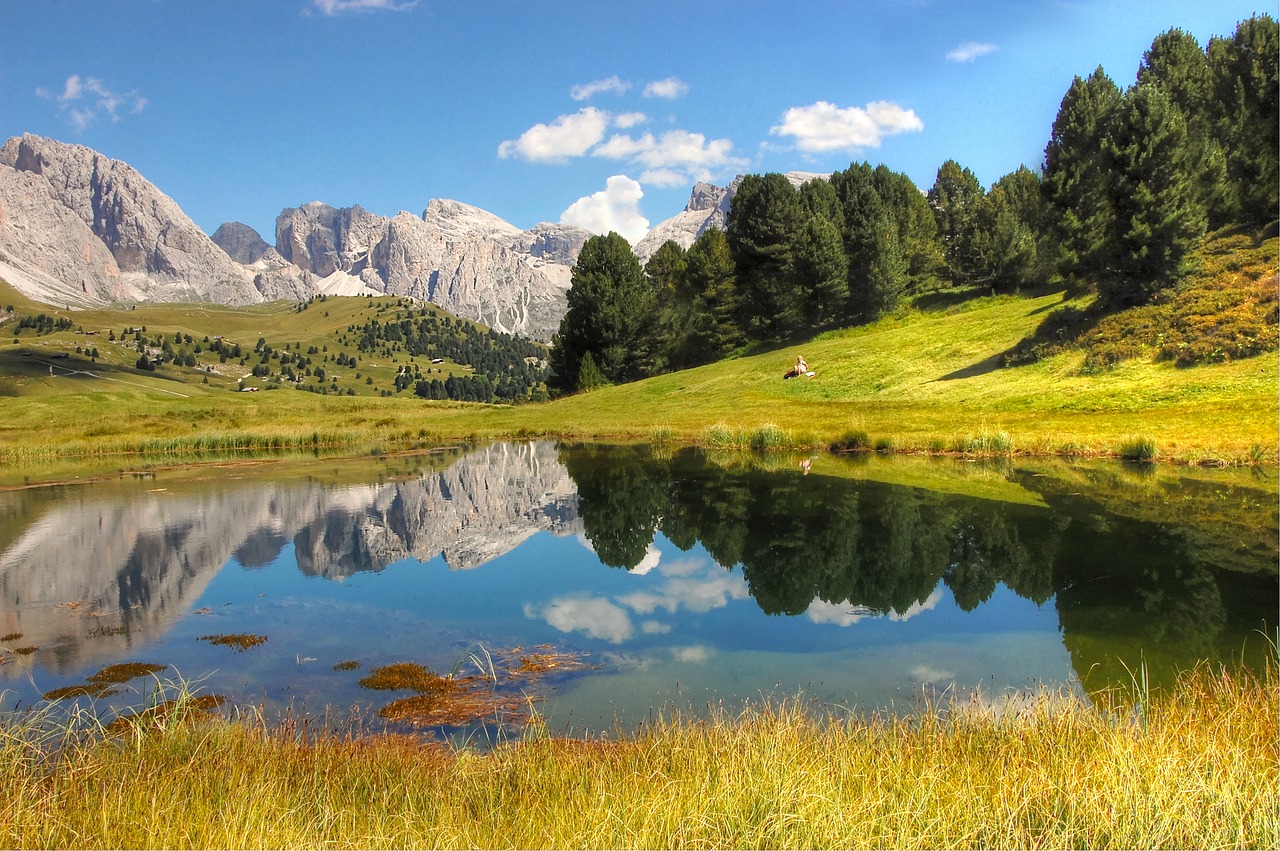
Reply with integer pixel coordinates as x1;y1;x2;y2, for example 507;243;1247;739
87;662;168;683
197;633;267;652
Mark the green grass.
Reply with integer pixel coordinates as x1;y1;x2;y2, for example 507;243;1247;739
1;229;1276;474
0;661;1273;849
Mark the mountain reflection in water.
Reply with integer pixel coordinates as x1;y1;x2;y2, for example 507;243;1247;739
0;441;1274;723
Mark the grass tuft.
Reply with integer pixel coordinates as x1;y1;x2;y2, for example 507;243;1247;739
1117;435;1158;462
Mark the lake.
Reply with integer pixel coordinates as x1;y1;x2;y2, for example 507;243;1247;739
0;442;1274;741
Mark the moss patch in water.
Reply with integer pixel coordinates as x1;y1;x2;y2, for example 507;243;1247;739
42;683;120;701
359;662;454;694
332;660;361;672
0;632;21;642
13;646;37;655
377;691;526;727
88;662;168;683
512;649;593;676
198;633;267;652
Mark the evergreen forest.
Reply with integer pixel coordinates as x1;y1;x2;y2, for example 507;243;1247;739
549;16;1278;394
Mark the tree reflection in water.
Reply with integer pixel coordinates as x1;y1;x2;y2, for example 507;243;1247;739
562;443;1277;691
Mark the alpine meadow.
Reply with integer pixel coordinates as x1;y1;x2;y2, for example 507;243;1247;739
0;5;1276;851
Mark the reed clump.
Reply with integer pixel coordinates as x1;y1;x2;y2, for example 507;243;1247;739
0;660;1272;849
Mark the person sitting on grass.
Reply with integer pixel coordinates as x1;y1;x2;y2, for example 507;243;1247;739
785;355;815;380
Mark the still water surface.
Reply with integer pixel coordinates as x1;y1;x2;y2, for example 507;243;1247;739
0;442;1274;738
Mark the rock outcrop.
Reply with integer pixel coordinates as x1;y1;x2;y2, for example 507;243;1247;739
0;134;261;305
272;200;585;340
633;180;733;263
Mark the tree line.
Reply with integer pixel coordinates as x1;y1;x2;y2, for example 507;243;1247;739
550;16;1276;394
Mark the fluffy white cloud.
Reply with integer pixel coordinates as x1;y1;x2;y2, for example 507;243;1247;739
617;567;749;616
638;168;687;188
671;645;714;664
37;75;147;133
571;75;631;101
644;77;690;99
630;543;663;576
613;111;649;129
593;129;746;184
524;596;635;643
805;588;944;627
946;42;998;63
498;107;610;163
559;175;650;244
311;0;417;14
770;100;923;153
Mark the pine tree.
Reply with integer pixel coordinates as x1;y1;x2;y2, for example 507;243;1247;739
1042;67;1123;283
549;232;653;393
1207;15;1279;226
726;173;805;342
677;228;742;369
872;165;943;293
928;160;986;285
1102;83;1206;304
1138;28;1232;227
791;213;849;330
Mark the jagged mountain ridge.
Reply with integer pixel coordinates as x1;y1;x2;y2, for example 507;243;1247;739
0;442;581;675
0;132;819;340
0;134;594;339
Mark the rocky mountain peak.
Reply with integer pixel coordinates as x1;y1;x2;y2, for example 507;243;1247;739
0;133;261;306
211;221;272;265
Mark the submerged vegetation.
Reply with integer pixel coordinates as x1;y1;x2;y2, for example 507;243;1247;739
197;633;268;652
0;662;1273;849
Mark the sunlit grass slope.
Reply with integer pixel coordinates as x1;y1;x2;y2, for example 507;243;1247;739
0;228;1275;467
1;663;1274;849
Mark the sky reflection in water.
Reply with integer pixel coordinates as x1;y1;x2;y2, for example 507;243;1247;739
0;442;1273;738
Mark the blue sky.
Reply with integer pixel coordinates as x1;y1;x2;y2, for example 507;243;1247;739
1;0;1268;244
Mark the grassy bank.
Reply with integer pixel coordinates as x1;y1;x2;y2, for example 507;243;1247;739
1;287;1274;474
1;662;1273;849
1;230;1275;473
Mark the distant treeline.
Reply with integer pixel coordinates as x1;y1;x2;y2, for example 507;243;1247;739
348;309;549;402
550;16;1277;394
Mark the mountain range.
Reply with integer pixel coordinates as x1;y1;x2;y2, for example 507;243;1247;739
0;133;778;341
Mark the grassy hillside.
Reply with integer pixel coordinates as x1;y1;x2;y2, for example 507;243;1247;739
0;231;1275;471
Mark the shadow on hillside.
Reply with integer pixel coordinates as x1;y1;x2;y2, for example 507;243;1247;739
938;352;1007;381
0;349;205;394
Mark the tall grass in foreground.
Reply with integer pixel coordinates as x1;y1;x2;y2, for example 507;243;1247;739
0;662;1274;849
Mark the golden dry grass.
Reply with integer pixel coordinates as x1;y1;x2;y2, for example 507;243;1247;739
0;661;1273;849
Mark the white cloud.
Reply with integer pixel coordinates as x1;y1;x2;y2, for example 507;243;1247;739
559;175;650;244
672;645;714;664
770;100;923;153
524;596;635;643
617;565;749;616
644;77;690;99
613;111;649;129
571;75;631;101
805;588;944;627
593;129;747;184
638;169;687;188
311;0;417;14
910;664;954;685
498;107;610;163
38;74;147;133
946;42;998;63
630;544;662;576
